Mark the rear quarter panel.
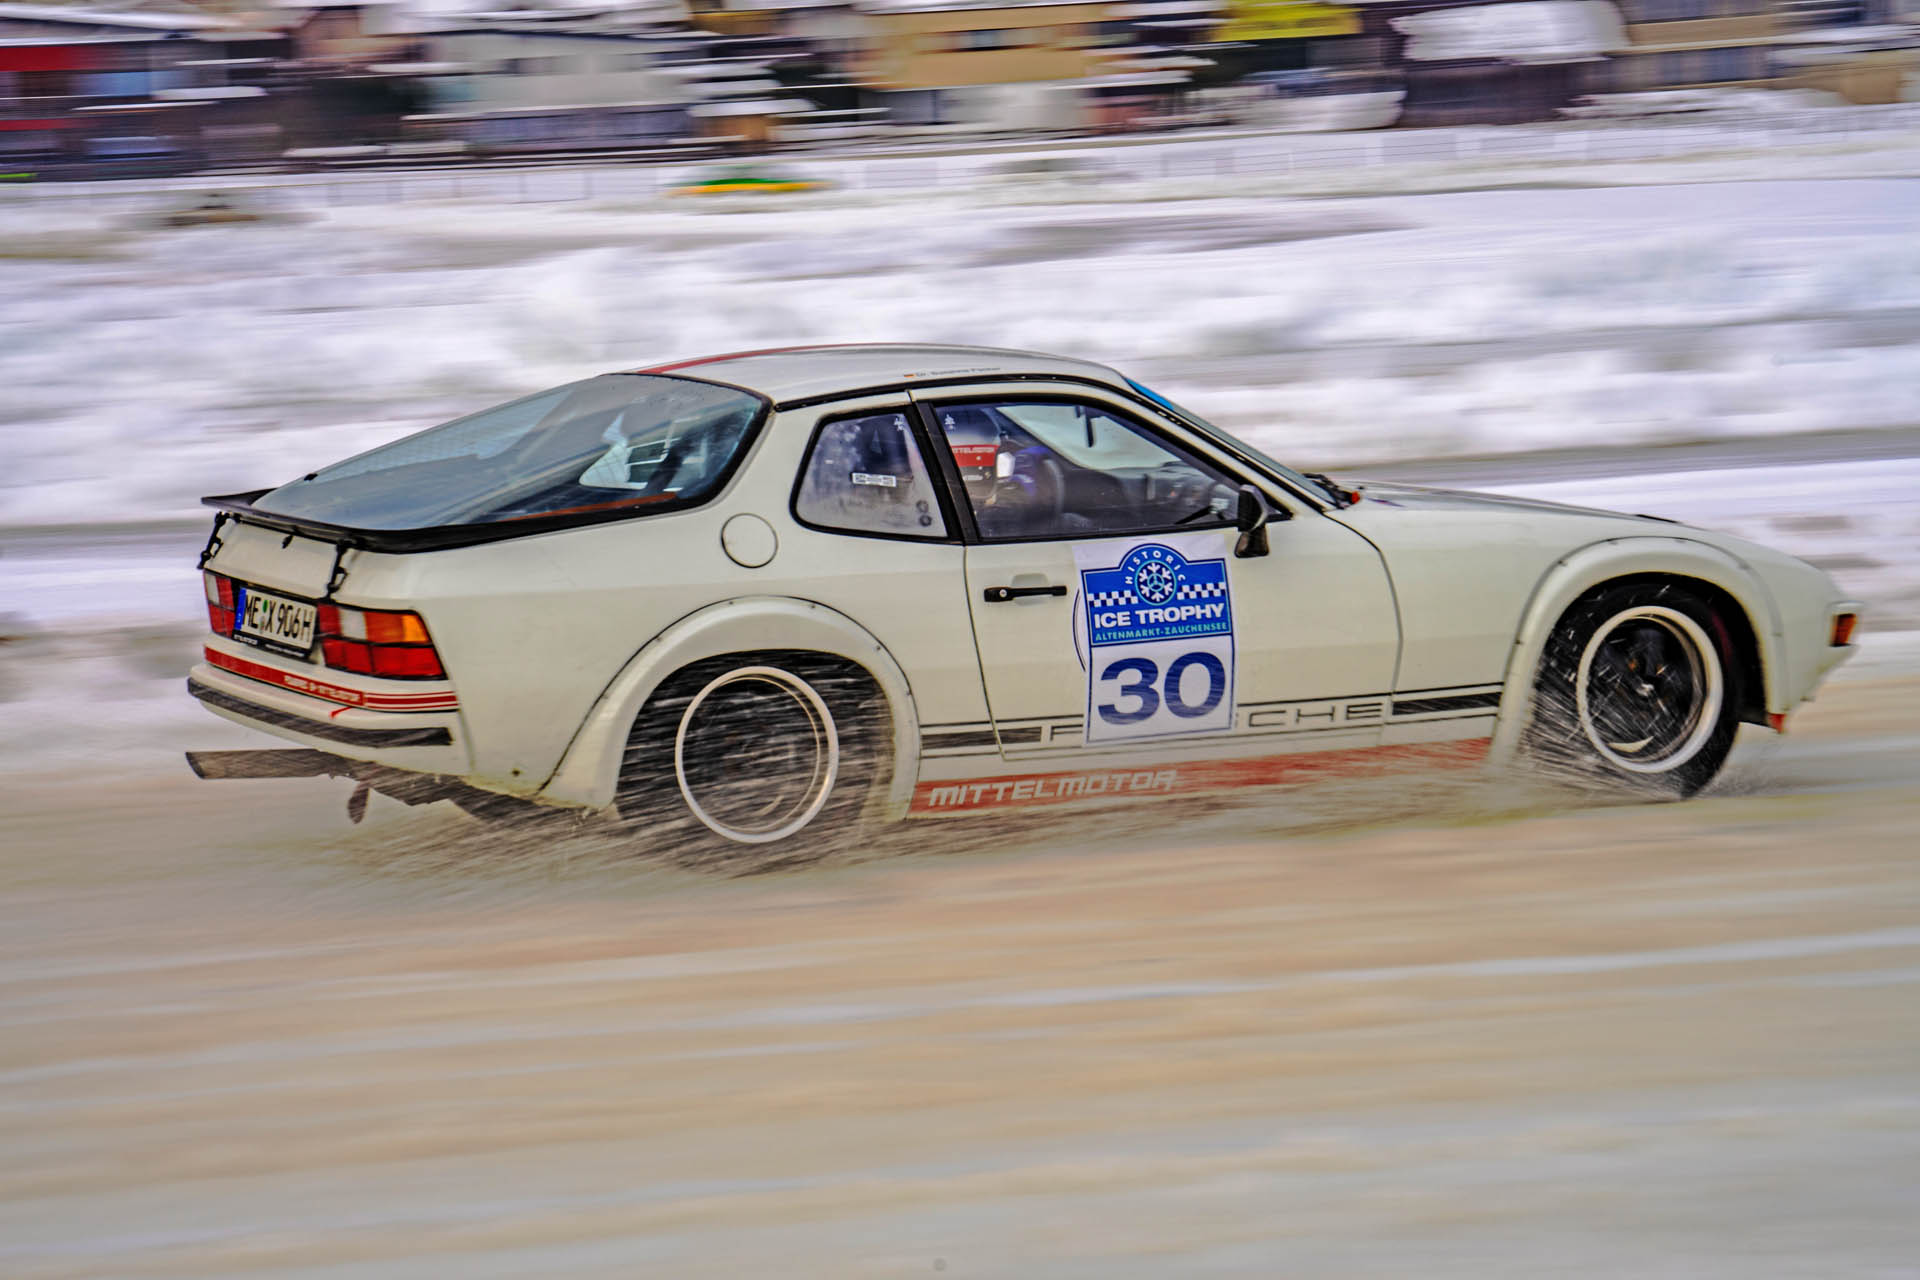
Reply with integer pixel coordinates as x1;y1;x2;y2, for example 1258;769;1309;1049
351;400;985;795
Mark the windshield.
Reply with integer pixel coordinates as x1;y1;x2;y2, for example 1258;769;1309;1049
253;375;765;531
1124;379;1334;506
991;403;1176;470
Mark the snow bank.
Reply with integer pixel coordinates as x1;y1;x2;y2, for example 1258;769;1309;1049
1496;458;1920;629
7;174;1919;528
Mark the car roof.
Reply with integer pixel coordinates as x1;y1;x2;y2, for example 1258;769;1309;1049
629;343;1129;406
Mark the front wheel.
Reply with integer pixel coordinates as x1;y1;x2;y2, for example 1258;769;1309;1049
1528;582;1742;799
617;655;880;871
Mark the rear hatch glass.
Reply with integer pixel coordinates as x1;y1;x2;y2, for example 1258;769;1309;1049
252;374;764;532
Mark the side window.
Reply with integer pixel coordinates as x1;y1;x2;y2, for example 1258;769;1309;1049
795;409;948;539
930;399;1237;541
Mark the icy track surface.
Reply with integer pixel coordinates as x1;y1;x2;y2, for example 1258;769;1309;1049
4;670;1920;1277
4;176;1920;527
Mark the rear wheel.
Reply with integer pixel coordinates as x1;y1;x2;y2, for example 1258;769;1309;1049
1528;581;1741;799
617;654;881;872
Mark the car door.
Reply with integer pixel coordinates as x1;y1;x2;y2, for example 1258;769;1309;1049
914;383;1400;764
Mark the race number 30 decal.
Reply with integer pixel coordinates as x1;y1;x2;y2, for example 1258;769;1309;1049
1074;535;1235;744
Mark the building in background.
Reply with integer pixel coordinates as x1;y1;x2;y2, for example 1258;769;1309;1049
1770;0;1920;102
1553;0;1918;104
284;0;412;63
1196;0;1405;127
1213;0;1366;72
849;0;1117;130
3;0;1914;177
1372;0;1620;124
410;28;694;151
1598;0;1791;94
0;2;240;173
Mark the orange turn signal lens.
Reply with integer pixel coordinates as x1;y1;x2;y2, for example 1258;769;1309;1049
316;606;443;680
1831;613;1858;647
365;610;432;646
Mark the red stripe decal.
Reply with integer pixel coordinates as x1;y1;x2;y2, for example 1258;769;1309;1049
636;343;881;374
205;647;458;713
909;739;1489;815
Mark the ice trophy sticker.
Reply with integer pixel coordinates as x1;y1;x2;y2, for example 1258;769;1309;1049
1075;534;1235;744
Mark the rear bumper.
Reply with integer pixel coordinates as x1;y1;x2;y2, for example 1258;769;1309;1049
188;657;469;774
188;678;451;749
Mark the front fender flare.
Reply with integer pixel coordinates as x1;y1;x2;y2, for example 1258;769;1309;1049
1486;536;1783;768
540;596;922;818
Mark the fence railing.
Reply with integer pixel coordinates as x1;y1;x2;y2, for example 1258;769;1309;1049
4;103;1916;213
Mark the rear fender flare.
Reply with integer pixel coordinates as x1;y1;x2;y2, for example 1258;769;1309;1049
540;596;921;818
1487;536;1783;768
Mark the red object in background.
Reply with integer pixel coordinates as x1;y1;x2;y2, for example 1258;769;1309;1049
1;40;105;129
950;443;999;469
0;44;99;72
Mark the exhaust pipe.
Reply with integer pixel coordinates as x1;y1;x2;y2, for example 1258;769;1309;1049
185;749;357;780
186;749;573;827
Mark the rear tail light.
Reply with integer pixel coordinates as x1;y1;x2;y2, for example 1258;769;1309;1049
205;574;447;683
1831;613;1858;647
204;571;235;636
317;604;446;680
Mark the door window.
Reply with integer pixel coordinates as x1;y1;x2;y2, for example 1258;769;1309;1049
795;409;948;538
930;399;1237;540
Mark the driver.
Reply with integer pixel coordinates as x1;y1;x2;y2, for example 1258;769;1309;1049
939;406;1057;538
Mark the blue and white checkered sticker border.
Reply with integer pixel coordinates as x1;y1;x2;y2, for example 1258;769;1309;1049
1071;535;1237;745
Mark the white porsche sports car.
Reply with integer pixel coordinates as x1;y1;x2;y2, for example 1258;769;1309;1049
188;344;1860;864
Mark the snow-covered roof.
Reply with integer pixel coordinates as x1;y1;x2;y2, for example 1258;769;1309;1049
699;76;785;92
153;84;268;98
366;58;474;70
1079;68;1190;84
1395;0;1623;64
1113;0;1215;15
1772;23;1919;46
689;97;806;114
861;0;1107;13
0;2;231;30
407;96;681;116
0;32;153;43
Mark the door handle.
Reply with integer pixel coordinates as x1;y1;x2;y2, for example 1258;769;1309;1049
983;584;1068;603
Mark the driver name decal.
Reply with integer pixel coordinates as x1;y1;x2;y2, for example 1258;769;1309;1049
1074;535;1236;744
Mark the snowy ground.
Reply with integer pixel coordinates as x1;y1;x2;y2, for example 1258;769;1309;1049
6;140;1920;531
5;148;1917;624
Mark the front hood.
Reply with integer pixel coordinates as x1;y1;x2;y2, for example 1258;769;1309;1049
1344;480;1678;526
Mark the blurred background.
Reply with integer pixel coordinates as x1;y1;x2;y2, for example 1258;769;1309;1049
4;0;1920;1274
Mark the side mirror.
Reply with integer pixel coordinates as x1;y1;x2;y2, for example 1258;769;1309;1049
1234;484;1277;559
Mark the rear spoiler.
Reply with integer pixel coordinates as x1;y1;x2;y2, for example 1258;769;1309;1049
202;491;460;554
200;488;694;554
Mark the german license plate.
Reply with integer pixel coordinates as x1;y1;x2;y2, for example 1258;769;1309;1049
234;585;317;655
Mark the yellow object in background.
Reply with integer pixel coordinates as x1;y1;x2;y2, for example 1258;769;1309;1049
1216;0;1361;41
